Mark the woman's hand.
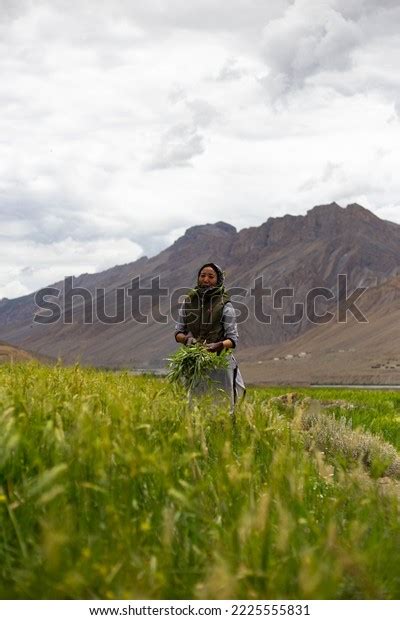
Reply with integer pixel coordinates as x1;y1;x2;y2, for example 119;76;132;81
185;334;197;346
206;341;224;353
175;332;197;345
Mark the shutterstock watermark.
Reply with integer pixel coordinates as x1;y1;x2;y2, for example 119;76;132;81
33;274;368;326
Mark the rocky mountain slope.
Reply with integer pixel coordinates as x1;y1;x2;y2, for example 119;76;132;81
0;202;399;379
0;341;52;364
239;275;400;385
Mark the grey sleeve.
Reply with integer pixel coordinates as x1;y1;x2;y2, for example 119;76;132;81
174;300;188;335
222;302;239;348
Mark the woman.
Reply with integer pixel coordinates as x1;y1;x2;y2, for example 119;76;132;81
174;263;245;410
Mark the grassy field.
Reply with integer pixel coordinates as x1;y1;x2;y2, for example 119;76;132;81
0;363;400;600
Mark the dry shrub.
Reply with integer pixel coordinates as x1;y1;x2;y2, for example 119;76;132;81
295;400;400;479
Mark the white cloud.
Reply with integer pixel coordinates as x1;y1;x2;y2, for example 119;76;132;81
0;237;143;299
216;58;246;82
146;123;205;170
261;1;362;100
260;0;400;103
0;0;400;300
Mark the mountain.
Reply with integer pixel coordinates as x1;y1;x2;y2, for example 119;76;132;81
0;202;399;381
0;341;52;364
239;275;400;385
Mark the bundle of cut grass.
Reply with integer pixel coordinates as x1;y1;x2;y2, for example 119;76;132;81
167;344;229;391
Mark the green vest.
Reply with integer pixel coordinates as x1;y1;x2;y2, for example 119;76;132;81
184;287;230;343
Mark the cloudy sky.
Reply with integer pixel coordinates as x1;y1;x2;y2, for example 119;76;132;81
1;0;400;299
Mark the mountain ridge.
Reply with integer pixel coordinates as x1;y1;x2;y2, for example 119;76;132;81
0;202;399;382
2;202;397;303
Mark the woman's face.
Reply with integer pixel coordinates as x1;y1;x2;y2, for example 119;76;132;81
198;266;218;288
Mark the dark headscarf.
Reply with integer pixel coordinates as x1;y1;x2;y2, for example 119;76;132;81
197;263;225;287
186;262;228;302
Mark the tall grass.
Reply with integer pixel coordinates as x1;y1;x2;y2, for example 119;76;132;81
0;363;399;599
